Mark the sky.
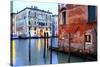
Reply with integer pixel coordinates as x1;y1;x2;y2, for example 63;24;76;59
12;0;58;15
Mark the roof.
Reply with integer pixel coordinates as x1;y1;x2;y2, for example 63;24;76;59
52;15;58;16
10;13;16;15
16;7;52;14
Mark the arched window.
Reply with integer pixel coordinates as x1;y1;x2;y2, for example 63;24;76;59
62;11;66;25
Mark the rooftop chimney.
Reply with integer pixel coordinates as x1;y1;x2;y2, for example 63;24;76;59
31;6;33;8
48;10;50;12
34;6;38;9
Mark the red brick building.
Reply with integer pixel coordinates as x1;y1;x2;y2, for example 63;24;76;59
58;4;97;55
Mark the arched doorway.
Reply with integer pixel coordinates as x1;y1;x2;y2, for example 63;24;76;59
40;29;43;37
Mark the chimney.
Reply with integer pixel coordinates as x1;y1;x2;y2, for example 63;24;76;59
48;10;50;12
31;6;33;8
34;6;38;9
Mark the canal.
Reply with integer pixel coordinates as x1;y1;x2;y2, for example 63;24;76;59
11;38;86;66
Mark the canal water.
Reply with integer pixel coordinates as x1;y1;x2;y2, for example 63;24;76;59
11;38;86;66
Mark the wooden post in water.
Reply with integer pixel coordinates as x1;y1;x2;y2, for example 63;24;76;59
50;37;52;64
43;33;46;58
68;33;71;63
84;33;86;53
29;36;31;64
28;21;31;65
47;33;48;48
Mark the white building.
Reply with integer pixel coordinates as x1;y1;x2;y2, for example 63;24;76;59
16;6;53;37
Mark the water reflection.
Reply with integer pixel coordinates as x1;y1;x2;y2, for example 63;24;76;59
37;39;42;51
11;40;16;65
11;38;85;66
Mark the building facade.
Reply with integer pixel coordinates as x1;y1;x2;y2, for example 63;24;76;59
52;15;58;36
11;13;16;36
58;4;97;55
15;6;52;37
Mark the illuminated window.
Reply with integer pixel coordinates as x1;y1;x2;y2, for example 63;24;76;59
85;35;91;42
34;27;36;30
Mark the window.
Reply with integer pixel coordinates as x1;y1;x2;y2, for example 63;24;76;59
34;12;36;18
88;6;96;22
45;23;47;26
46;28;48;31
62;11;66;25
46;15;47;20
50;27;51;31
34;21;36;25
28;11;30;16
24;16;26;19
34;32;36;34
34;27;36;30
50;15;51;22
38;22;45;26
85;35;91;42
50;23;52;26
